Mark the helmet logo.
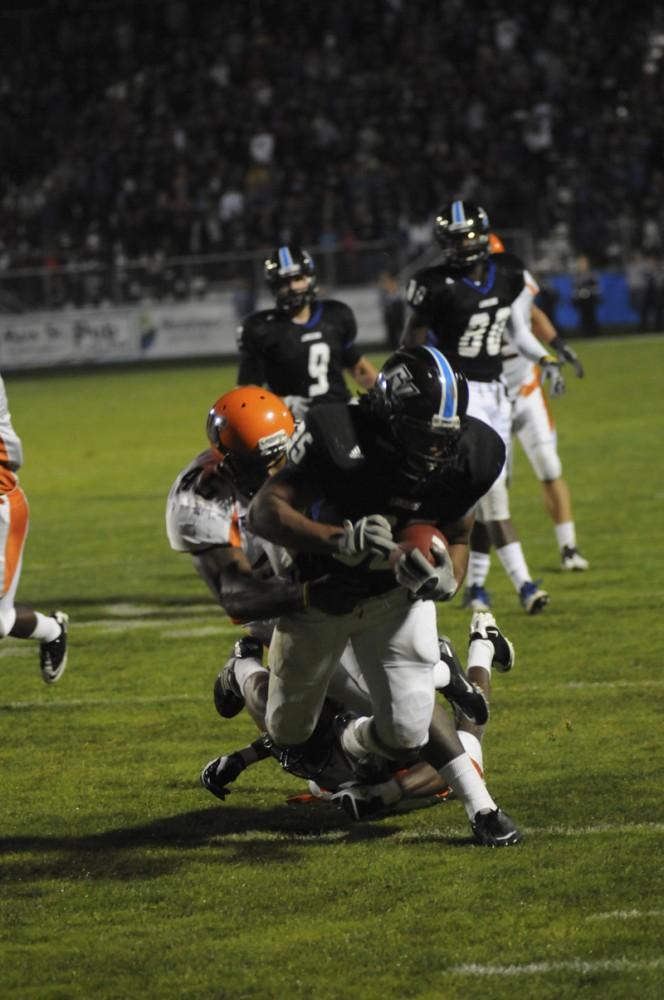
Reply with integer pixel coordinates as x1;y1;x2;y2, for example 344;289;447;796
381;363;420;399
257;429;290;457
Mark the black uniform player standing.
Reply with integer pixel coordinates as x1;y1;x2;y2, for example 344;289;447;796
247;344;522;846
237;246;377;420
402;200;563;615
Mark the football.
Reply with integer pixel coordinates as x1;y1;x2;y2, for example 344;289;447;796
389;522;448;567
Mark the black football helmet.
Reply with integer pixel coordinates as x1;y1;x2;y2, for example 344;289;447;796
434;201;490;273
264;245;317;316
371;345;468;479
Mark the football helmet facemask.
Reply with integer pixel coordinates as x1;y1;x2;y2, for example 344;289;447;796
434;201;490;273
206;386;295;497
372;345;468;479
264;245;317;316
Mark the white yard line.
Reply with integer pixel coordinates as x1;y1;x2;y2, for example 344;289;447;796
587;909;664;920
450;958;664;977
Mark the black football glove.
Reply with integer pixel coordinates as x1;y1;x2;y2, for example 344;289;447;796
550;335;584;378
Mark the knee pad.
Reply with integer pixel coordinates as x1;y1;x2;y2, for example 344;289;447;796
530;443;562;482
0;607;17;638
476;477;510;522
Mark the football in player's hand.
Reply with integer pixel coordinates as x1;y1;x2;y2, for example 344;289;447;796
388;523;448;568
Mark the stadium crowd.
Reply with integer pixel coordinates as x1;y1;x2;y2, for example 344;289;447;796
1;0;664;307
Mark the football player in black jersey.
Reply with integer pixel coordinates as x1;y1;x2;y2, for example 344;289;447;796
402;200;563;616
247;344;522;846
236;246;377;420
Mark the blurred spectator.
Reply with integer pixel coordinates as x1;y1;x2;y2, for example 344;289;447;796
0;0;662;311
627;251;664;332
572;255;602;338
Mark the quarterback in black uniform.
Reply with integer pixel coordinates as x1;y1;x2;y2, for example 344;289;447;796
237;246;377;420
403;200;561;615
247;344;522;846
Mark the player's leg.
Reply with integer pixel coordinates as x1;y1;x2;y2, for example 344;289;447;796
462;519;493;611
516;385;589;571
454;611;515;776
0;486;68;681
467;380;547;613
265;607;350;746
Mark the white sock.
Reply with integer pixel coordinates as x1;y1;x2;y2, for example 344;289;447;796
233;658;268;695
467;551;491;587
555;521;576;550
432;660;451;688
456;730;484;775
467;639;493;674
439;752;496;819
496;541;531;592
29;613;61;643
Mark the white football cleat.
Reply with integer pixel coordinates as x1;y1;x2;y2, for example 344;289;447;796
561;546;589;571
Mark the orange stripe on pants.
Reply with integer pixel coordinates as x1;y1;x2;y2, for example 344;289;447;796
0;486;29;596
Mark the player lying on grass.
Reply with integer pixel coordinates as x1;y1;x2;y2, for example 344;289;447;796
165;384;493;800
201;611;514;823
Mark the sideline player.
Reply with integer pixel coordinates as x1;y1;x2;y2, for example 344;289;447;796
402;200;565;614
248;344;523;845
0;371;68;681
464;234;588;610
236;245;377;420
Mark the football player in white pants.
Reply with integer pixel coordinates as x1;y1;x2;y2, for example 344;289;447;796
0;373;68;682
464;235;588;612
167;386;491;817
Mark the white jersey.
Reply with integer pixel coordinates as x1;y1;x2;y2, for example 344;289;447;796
502;268;540;398
0;374;23;465
165;450;292;577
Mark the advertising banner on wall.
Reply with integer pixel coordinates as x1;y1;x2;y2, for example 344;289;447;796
0;290;387;371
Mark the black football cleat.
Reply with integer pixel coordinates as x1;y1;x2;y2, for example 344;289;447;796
213;663;245;718
438;636;489;724
200;753;246;800
39;611;69;683
469;612;515;674
471;807;523;847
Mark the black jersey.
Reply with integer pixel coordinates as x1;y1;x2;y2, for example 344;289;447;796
406;252;526;382
279;400;505;596
236;299;363;404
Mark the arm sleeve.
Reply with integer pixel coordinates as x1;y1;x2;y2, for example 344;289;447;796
339;304;363;369
507;287;552;363
236;322;267;385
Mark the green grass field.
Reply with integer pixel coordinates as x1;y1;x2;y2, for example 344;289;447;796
1;337;663;1000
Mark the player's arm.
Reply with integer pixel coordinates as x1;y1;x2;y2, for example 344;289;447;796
400;313;428;347
192;544;306;621
247;470;346;554
236;321;267;386
347;355;378;390
531;305;584;377
438;512;474;590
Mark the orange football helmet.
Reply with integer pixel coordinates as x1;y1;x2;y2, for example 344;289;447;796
489;232;505;254
206;386;295;495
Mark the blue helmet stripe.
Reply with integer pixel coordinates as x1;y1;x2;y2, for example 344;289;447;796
278;246;294;271
424;346;457;420
451;200;465;225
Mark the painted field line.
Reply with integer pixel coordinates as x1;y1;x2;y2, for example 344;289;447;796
393;822;664;842
587;909;664;920
450;957;664;977
0;693;205;711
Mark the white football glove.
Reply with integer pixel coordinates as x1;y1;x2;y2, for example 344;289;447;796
393;536;457;601
337;514;396;559
539;357;566;399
